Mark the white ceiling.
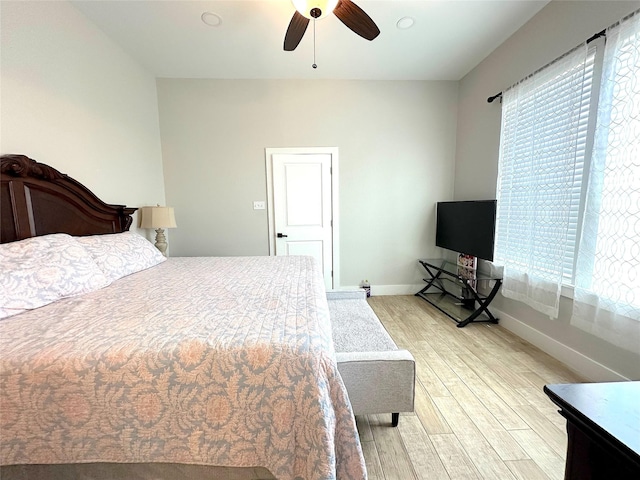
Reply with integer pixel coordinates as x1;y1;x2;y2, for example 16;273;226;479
72;0;550;80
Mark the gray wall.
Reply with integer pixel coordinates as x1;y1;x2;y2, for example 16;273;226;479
455;0;640;380
1;1;166;231
157;79;459;289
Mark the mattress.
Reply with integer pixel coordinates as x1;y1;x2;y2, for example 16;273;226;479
0;256;366;480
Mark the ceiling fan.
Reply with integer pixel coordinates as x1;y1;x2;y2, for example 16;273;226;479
284;0;380;51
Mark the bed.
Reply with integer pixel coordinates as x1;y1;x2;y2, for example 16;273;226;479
0;155;367;480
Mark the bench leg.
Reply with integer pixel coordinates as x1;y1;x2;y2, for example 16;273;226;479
392;413;399;427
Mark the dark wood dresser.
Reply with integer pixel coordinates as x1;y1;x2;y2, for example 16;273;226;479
544;381;640;480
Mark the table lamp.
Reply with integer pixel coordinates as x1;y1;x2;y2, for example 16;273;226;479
140;206;177;256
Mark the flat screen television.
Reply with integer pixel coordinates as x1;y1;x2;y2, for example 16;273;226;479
435;200;497;261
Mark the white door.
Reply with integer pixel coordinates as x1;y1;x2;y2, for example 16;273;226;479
266;148;338;290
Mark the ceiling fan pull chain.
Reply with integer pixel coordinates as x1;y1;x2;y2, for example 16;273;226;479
312;18;317;69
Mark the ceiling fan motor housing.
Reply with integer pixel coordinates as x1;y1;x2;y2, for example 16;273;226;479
284;0;380;52
292;0;339;20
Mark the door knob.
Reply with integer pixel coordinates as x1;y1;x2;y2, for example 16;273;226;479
277;233;288;238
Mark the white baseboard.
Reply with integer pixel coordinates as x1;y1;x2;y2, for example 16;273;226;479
338;285;629;382
494;308;629;382
338;284;423;296
336;285;629;381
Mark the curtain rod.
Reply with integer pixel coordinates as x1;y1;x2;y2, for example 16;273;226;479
487;28;607;103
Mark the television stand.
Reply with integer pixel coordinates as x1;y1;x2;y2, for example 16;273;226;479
415;258;502;328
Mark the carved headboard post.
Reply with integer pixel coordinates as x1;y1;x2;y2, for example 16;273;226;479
1;155;137;243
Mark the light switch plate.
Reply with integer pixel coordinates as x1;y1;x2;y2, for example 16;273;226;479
253;201;266;210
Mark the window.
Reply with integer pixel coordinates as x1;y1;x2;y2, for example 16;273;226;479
495;11;639;350
495;42;599;317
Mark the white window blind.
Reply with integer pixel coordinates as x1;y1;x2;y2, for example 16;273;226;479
495;43;597;318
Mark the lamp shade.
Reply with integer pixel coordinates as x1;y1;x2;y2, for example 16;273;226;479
140;206;177;229
292;0;338;19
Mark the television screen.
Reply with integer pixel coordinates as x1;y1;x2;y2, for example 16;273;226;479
436;200;497;261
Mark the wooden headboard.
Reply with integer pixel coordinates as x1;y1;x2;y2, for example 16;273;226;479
1;154;136;243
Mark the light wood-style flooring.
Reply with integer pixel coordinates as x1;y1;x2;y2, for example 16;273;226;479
360;295;584;480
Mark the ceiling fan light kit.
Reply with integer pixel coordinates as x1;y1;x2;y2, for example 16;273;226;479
284;0;380;52
292;0;339;20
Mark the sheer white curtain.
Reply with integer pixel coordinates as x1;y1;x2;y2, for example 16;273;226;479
571;12;640;352
495;45;595;318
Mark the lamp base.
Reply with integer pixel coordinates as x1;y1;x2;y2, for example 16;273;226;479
154;228;168;257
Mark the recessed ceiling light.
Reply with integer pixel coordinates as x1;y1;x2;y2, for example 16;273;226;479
201;12;222;27
396;17;415;30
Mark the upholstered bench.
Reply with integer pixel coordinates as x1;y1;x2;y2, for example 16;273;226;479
327;291;416;426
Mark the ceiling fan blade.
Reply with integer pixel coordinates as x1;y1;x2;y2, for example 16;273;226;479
334;0;380;41
284;11;310;51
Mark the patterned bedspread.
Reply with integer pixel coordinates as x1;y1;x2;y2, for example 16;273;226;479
0;256;366;480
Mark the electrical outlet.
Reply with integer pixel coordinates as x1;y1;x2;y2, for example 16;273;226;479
253;201;266;210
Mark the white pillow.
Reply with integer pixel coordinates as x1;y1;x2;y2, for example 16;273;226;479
76;232;166;282
0;234;111;319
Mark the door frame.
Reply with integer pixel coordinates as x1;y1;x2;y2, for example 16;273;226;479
265;147;340;290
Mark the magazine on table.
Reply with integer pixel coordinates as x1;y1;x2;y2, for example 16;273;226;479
457;253;477;291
